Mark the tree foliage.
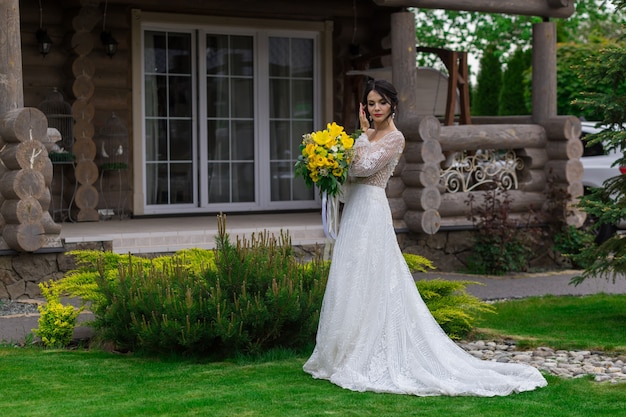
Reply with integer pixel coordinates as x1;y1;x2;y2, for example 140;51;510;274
569;4;626;283
499;47;532;115
472;46;501;116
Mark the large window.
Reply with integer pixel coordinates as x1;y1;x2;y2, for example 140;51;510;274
137;16;324;215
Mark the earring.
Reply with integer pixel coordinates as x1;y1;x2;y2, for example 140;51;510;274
392;112;396;119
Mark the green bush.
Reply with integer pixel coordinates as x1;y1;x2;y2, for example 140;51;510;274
33;280;83;348
415;279;494;340
87;215;328;357
404;256;495;340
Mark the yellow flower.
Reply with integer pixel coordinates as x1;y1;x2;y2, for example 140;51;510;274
304;143;316;157
312;130;332;146
326;122;344;140
341;134;354;149
332;167;343;177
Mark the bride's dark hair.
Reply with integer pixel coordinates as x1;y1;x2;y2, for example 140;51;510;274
361;79;399;123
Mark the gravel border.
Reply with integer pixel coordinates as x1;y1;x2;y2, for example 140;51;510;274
0;300;41;316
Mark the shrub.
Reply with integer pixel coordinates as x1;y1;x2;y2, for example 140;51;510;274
33;280;83;348
89;215;328;357
404;257;495;340
465;186;541;275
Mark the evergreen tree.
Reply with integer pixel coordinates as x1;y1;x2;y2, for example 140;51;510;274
472;46;502;116
571;0;626;285
498;48;532;115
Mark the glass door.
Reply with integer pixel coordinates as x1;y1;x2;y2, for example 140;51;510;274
144;30;196;207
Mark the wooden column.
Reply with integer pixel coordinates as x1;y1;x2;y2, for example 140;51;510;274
71;1;101;221
0;0;24;113
391;11;418;122
532;21;557;124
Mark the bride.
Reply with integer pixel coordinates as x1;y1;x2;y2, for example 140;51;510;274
303;79;547;396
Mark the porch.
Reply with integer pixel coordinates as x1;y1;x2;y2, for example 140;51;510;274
59;211;326;254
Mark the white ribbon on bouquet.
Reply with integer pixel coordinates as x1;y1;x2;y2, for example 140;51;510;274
321;191;339;242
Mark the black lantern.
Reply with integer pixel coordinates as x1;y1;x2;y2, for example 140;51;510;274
36;0;51;57
36;28;52;57
100;30;118;58
101;0;118;58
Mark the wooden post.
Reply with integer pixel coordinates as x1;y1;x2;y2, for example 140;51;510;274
391;10;418;123
0;0;24;113
532;21;557;124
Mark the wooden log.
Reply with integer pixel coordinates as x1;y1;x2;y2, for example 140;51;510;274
470;116;534;125
77;207;100;222
42;158;53;186
74;183;99;209
72;74;95;100
402;186;441;211
0;0;24;113
71;99;96;123
518;169;547;192
72;55;96;78
0;141;48;171
372;0;575;18
75;160;99;185
439;124;547;151
532;22;557;123
73;139;97;160
1;196;43;224
93;70;130;90
399;115;441;142
388;197;407;220
544;159;584;183
90;89;132;111
0;108;48;143
517;147;548;169
386;176;405;198
2;223;44;252
401;162;441;188
41;211;62;234
0;169;47;200
438;213;545;230
542;116;581;141
546;139;583;160
403;208;441;235
438;190;546;217
38;187;52;211
404;140;444;164
70;31;95;56
74;120;95;141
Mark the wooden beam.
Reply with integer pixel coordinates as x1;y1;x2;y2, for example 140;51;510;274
0;0;24;113
372;0;575;18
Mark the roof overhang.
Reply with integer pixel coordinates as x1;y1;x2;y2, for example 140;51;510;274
372;0;575;18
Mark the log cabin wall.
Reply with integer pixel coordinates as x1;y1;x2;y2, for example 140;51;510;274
19;0;397;220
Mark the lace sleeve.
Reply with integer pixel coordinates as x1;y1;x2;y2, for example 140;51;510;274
349;131;404;177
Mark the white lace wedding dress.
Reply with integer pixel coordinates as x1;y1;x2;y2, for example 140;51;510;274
303;131;547;396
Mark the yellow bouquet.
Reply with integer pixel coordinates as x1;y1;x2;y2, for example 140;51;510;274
294;122;359;197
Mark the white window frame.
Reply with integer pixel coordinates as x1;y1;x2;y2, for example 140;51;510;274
131;9;333;216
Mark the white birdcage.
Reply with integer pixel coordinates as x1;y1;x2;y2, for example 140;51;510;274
38;88;74;159
97;112;129;171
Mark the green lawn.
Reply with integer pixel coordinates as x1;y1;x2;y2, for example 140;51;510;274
1;294;625;417
475;293;626;352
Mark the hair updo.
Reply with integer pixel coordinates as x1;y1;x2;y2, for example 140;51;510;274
361;79;399;117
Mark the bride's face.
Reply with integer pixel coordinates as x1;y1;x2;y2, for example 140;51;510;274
366;90;392;125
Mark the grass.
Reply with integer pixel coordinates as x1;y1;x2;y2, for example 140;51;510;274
1;294;625;416
475;293;626;352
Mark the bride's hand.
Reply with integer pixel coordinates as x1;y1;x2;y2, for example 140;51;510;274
359;104;369;131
